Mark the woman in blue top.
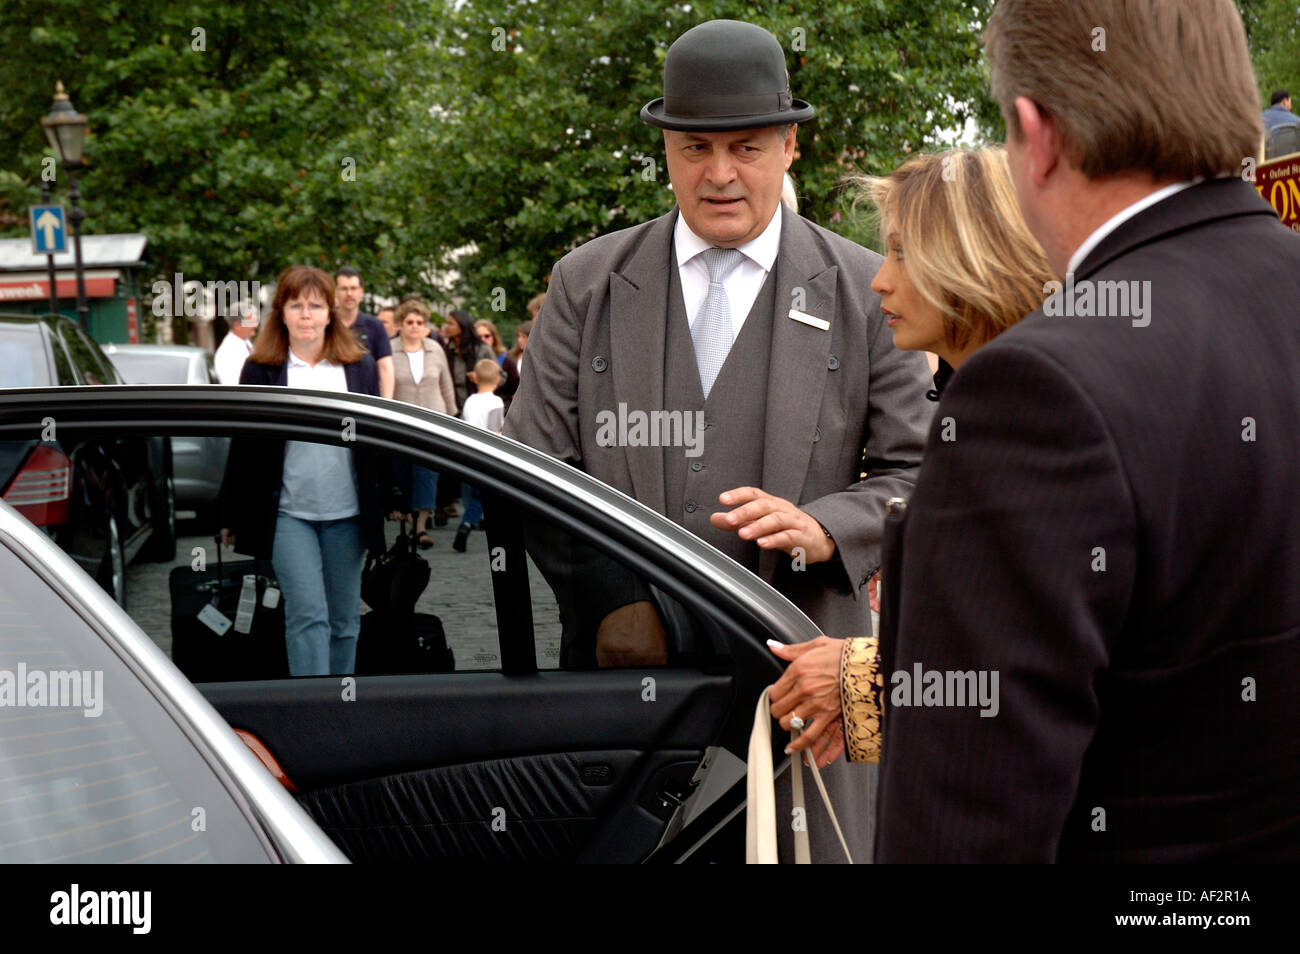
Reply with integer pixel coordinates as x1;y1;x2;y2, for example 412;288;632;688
219;265;405;676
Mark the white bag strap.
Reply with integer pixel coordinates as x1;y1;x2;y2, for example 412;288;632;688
746;687;778;863
746;686;854;864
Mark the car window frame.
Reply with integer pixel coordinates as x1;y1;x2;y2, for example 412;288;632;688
42;322;78;386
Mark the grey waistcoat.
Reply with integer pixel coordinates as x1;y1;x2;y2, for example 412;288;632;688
662;256;777;572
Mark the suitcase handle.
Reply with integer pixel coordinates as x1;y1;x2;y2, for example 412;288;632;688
381;516;420;555
209;533;272;600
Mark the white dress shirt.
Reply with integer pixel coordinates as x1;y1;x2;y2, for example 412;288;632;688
1066;181;1195;275
215;331;253;385
675;203;783;338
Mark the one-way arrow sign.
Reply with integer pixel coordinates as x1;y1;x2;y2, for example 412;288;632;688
29;204;67;255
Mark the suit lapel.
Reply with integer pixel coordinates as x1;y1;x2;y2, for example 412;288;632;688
608;210;677;515
761;214;836;503
757;214;837;581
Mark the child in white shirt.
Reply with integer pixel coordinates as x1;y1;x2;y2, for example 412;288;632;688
454;359;504;551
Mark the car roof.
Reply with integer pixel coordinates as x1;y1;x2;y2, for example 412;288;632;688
0;313;83;332
102;343;209;357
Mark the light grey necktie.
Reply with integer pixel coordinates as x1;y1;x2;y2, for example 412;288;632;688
691;247;745;399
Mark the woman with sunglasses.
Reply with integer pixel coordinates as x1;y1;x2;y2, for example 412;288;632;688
473;318;521;413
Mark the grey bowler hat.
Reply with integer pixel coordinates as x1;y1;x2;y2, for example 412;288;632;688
641;20;814;131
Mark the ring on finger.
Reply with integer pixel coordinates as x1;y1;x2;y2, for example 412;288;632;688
790;715;806;731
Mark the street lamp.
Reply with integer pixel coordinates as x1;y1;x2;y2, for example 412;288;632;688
41;81;89;331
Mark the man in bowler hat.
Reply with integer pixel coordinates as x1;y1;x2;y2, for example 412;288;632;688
505;19;932;862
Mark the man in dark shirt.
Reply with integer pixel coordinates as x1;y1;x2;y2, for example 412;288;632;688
1263;89;1299;132
334;266;394;398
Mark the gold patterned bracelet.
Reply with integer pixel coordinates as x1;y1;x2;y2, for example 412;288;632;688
839;636;884;763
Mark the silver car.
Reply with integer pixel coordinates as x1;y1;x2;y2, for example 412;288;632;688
102;345;230;522
0;499;346;862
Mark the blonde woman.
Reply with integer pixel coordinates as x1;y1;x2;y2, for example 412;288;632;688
392;298;456;547
768;147;1054;767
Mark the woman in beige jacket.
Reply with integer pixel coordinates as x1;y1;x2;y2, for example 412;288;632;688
391;298;456;547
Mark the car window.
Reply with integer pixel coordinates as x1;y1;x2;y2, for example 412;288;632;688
30;421;729;681
0;542;274;862
47;328;77;386
68;432;506;681
57;325;113;386
0;326;50;388
519;507;727;671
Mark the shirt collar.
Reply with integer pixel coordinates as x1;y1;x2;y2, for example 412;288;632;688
674;202;783;272
1066;181;1195;275
287;348;333;369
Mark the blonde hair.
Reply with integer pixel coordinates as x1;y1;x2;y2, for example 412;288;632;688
984;0;1262;180
855;147;1054;352
473;357;501;385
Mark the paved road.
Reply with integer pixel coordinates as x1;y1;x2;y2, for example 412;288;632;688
126;517;563;674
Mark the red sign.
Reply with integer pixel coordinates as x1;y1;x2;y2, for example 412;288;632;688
126;297;138;343
0;276;117;302
1256;152;1300;231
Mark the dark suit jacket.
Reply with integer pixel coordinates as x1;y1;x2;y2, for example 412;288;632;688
875;178;1300;861
220;355;401;558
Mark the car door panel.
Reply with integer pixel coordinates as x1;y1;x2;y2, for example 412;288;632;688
202;671;732;863
294;748;703;863
201;671;731;788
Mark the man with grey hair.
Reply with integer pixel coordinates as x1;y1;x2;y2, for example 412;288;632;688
214;304;258;385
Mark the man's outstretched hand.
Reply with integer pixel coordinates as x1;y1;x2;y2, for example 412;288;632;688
710;486;836;563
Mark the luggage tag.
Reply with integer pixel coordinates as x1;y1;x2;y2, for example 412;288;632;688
197;602;233;636
262;586;281;610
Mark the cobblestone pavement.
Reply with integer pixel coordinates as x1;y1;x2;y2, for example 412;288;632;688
126;516;562;674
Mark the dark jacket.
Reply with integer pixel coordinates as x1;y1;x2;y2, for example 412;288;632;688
875;178;1300;862
445;340;496;410
495;351;520;414
219;354;403;558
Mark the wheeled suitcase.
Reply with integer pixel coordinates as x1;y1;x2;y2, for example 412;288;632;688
169;538;288;682
357;610;454;674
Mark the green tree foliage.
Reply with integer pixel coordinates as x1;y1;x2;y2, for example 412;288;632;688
4;1;1289;332
0;0;438;330
413;0;1000;314
1239;0;1300;106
